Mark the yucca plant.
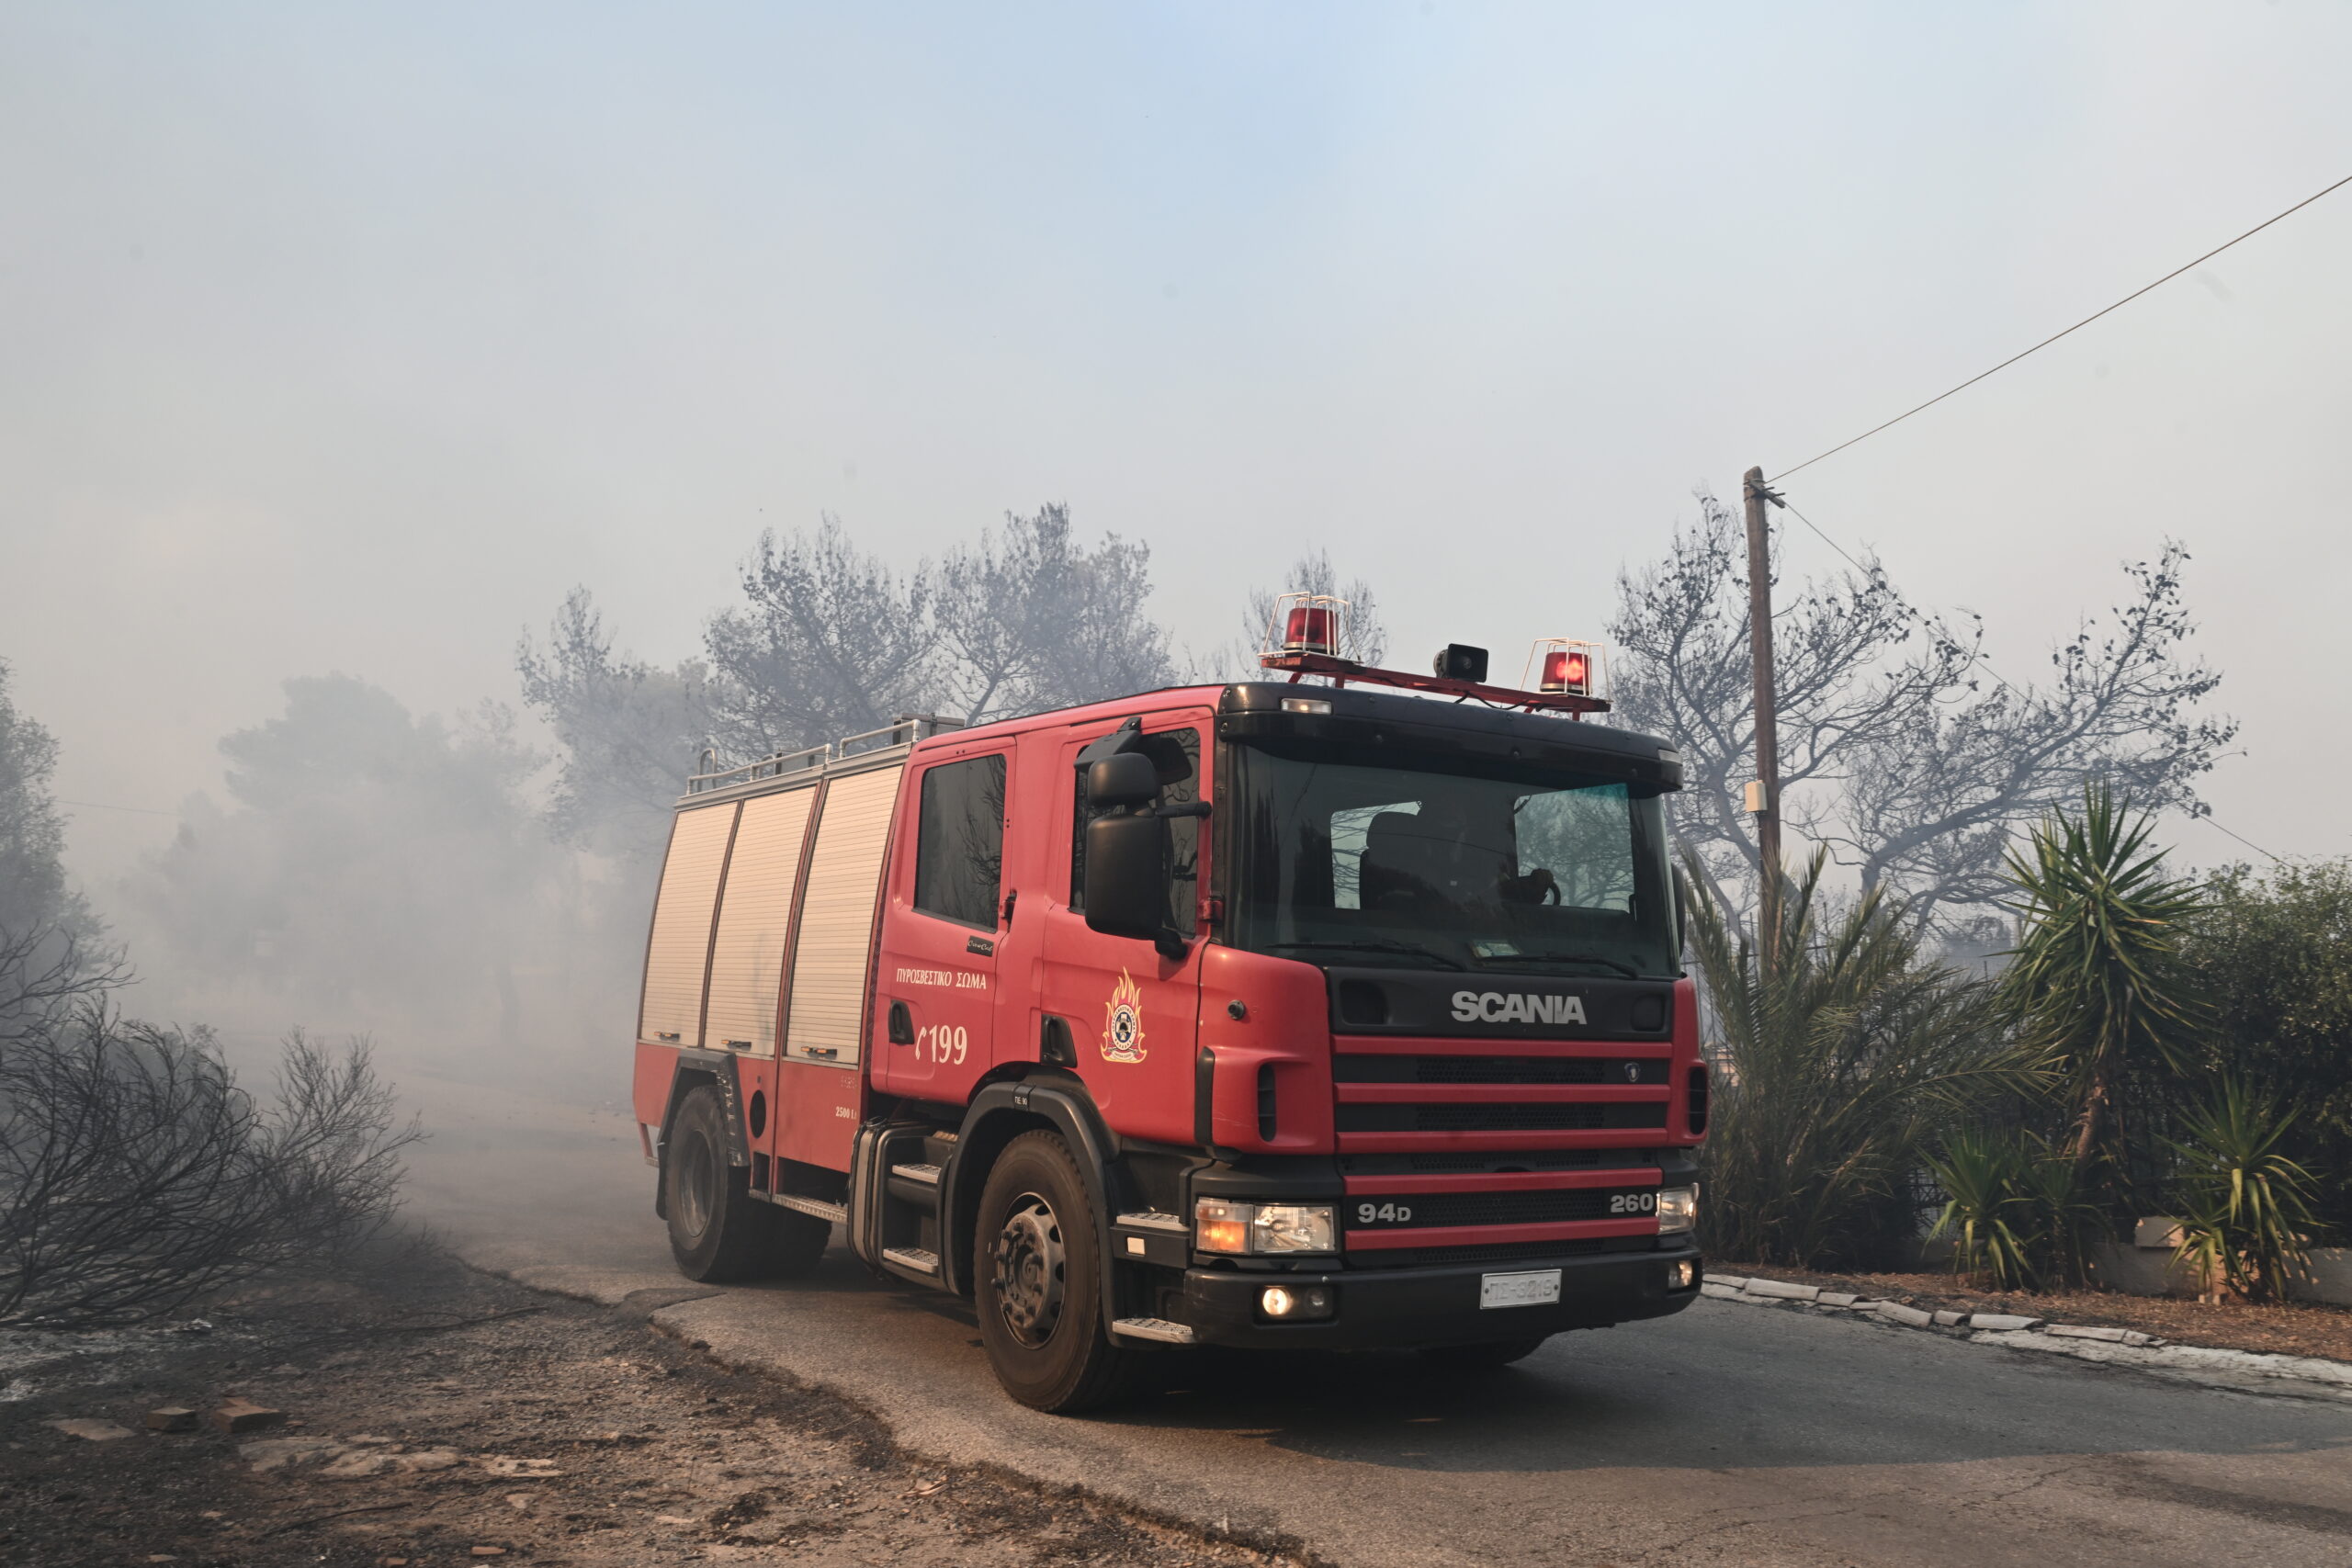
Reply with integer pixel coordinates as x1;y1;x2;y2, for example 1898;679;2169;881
2002;785;2206;1184
2165;1077;2319;1303
1926;1131;2036;1290
1689;850;2052;1269
2011;1139;2109;1289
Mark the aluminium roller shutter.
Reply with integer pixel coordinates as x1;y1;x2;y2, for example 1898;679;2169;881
639;802;737;1045
784;766;902;1067
703;785;817;1054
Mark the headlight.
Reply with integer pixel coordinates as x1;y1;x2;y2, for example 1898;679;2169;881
1193;1198;1337;1255
1657;1185;1698;1235
1252;1203;1337;1254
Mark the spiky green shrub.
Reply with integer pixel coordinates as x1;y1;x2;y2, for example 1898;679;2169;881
1689;852;2051;1269
2009;1139;2109;1289
2166;1077;2319;1303
2001;786;2205;1190
1926;1131;2036;1290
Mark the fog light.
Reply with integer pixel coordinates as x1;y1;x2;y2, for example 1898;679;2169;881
1256;1283;1334;1321
1669;1259;1697;1291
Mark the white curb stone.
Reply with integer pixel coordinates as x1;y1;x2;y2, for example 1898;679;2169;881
2046;1324;2156;1346
1702;1273;2352;1399
1707;1276;1750;1292
1743;1279;1819;1302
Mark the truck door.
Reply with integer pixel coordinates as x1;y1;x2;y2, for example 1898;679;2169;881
1041;713;1209;1146
872;745;1012;1100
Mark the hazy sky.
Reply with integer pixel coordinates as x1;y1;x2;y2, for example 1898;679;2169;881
5;1;2347;888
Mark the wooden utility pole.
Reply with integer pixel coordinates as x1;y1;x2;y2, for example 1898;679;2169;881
1742;466;1783;977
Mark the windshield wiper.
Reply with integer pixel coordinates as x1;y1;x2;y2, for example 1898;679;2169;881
1471;950;1641;979
1259;940;1465;971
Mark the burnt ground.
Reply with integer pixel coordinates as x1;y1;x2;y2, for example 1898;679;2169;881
0;1246;1313;1568
1722;1260;2352;1361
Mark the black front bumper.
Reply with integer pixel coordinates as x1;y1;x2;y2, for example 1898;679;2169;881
1176;1242;1704;1349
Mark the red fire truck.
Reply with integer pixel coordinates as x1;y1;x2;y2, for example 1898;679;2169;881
631;611;1704;1411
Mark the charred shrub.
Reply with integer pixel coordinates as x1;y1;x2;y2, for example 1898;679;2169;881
0;998;419;1328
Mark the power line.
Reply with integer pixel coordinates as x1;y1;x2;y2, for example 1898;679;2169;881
1770;170;2352;484
55;797;178;818
1774;498;2280;863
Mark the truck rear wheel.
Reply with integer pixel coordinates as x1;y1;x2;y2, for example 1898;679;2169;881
664;1085;826;1281
972;1130;1137;1413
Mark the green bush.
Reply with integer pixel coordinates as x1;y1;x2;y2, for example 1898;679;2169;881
1689;852;2049;1269
2165;1077;2319;1303
1926;1131;2036;1290
2180;861;2352;1227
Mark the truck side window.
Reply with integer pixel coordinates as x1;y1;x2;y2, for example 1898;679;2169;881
913;755;1007;929
1070;728;1198;936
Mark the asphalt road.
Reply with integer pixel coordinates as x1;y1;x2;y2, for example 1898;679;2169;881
404;1073;2352;1568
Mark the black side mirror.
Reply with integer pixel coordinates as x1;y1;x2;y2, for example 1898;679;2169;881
1083;813;1168;941
1086;751;1159;809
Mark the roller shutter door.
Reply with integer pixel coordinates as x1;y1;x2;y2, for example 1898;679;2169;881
703;786;817;1054
639;803;737;1045
784;766;902;1067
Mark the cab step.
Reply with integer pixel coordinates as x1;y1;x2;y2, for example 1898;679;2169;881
1109;1316;1196;1346
889;1162;943;1185
881;1247;940;1276
771;1193;847;1224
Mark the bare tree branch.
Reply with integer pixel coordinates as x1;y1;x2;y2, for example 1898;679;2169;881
1611;494;2233;938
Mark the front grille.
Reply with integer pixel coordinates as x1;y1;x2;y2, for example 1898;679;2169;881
1350;1187;1653;1229
1334;1055;1668;1086
1339;1149;1648;1175
1352;1235;1656;1269
1336;1102;1668;1134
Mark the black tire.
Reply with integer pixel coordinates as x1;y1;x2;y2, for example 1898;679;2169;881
971;1130;1138;1413
1418;1335;1551;1371
663;1086;829;1281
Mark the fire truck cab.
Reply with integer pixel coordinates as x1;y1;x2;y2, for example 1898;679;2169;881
632;649;1704;1412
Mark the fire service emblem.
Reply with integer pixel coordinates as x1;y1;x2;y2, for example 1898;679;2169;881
1101;969;1147;1064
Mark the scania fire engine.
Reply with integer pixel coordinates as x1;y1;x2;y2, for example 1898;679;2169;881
632;601;1705;1412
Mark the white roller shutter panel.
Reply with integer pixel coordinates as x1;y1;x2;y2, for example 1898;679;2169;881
639;803;737;1045
785;767;902;1067
703;786;816;1055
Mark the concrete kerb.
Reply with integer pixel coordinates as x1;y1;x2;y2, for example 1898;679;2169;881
1702;1274;2352;1398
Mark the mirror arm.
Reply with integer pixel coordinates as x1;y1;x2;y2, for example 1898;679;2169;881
1155;800;1211;819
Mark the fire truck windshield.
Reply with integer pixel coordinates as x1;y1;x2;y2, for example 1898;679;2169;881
1224;739;1679;978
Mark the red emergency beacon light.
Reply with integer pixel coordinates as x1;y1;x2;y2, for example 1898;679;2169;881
1254;581;1611;716
1272;592;1348;658
1528;638;1604;701
1283;604;1338;655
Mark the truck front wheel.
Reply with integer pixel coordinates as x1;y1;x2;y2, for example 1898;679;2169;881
972;1130;1136;1413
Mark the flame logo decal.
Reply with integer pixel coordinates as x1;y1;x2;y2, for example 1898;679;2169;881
1101;969;1147;1064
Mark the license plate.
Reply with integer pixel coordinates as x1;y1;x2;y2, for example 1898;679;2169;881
1479;1269;1563;1310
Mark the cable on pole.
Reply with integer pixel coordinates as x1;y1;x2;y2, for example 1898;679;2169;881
1770;171;2352;484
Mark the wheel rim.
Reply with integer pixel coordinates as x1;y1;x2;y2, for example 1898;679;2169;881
675;1133;715;1240
990;1191;1066;1349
